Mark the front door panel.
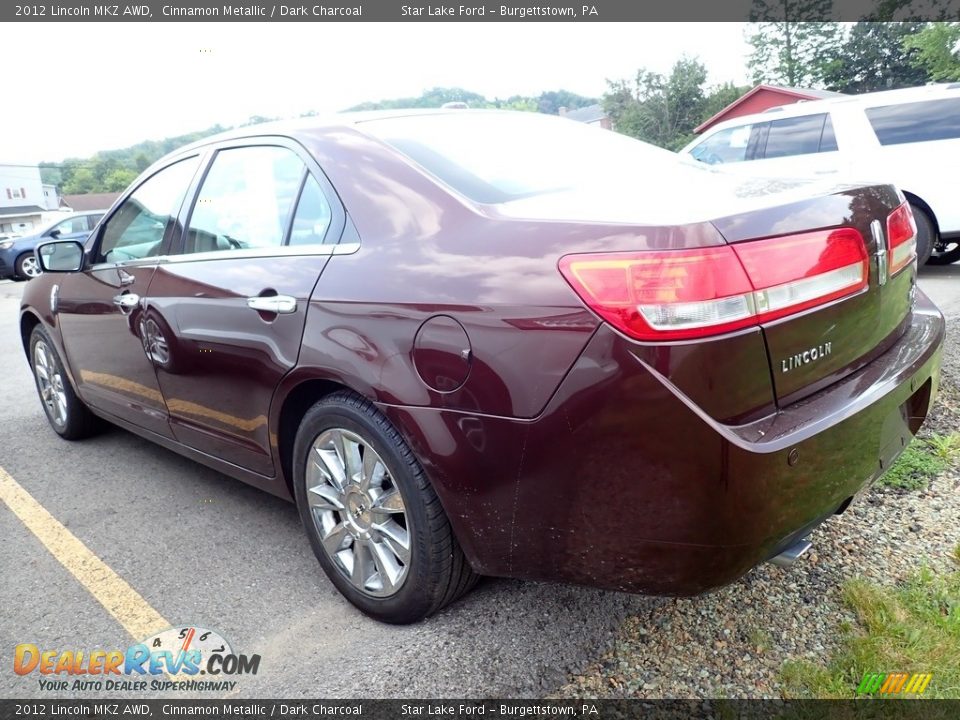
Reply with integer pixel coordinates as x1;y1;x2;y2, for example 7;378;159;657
55;156;201;437
58;263;171;437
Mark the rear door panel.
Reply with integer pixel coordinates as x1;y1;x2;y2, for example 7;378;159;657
146;255;329;475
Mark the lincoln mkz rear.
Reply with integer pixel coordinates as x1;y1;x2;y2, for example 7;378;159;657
20;111;944;623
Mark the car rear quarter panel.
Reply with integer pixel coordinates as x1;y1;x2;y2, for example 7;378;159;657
381;296;942;592
293;126;770;419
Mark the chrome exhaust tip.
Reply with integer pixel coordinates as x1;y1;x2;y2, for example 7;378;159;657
769;537;812;568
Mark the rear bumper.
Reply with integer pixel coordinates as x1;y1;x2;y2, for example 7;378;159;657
382;291;944;595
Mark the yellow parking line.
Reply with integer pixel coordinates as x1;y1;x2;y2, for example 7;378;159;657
0;465;170;641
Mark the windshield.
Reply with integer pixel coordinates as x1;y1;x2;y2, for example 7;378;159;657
360;111;686;204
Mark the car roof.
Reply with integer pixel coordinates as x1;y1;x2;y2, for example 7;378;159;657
697;82;960;137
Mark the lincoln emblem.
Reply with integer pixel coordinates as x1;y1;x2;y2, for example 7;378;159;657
782;342;833;373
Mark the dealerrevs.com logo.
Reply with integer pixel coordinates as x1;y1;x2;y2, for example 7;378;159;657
14;626;260;692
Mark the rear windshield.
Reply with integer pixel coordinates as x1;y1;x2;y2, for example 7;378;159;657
866;97;960;146
360;112;682;204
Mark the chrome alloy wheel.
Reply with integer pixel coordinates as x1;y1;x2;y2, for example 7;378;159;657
34;340;67;427
306;428;411;597
20;255;41;278
139;318;170;366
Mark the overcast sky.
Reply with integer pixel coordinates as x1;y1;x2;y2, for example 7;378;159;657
1;22;752;164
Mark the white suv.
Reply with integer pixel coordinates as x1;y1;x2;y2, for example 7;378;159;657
680;83;960;266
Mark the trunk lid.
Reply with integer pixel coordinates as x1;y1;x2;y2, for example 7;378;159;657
711;182;912;406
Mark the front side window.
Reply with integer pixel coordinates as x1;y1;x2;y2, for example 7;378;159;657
690;125;758;164
866;98;960;146
51;216;90;236
97;158;199;264
184;146;305;254
763;114;829;159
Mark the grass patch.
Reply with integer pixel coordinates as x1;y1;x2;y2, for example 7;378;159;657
877;433;958;490
926;433;960;463
781;561;960;699
749;628;773;653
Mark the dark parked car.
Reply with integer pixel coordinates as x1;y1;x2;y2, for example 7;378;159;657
0;211;104;281
20;111;944;623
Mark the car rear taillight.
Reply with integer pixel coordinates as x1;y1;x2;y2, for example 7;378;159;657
558;228;868;341
886;202;917;276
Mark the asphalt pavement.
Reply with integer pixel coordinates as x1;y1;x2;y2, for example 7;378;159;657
1;263;958;700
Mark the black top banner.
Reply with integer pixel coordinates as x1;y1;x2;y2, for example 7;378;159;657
4;0;960;22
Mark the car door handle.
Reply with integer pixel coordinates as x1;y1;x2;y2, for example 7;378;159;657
246;295;297;314
113;293;140;310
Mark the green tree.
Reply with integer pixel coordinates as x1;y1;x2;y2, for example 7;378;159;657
102;168;138;192
535;90;598;115
344;86;596;114
603;57;709;150
747;0;844;87
61;167;98;195
486;95;538;112
41;123;230;195
823;22;930;93
905;22;960;81
347;87;487;111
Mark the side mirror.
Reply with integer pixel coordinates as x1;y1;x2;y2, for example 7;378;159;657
48;229;62;239
36;240;84;273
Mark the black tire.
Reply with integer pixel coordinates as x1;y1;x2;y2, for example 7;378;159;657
15;252;41;281
911;204;935;266
926;236;960;266
293;390;478;624
29;325;103;440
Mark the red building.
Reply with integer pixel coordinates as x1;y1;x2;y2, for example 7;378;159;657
695;84;845;135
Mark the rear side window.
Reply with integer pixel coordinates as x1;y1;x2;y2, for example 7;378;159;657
819;115;839;152
763;113;833;159
97;158;199;264
866;98;960;146
184;146;304;254
289;175;333;245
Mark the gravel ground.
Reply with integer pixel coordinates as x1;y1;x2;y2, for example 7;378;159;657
554;305;960;700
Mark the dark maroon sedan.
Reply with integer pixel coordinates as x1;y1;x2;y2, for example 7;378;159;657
21;111;944;623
